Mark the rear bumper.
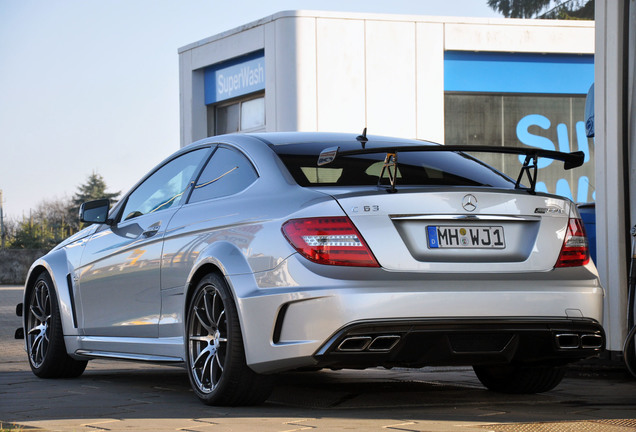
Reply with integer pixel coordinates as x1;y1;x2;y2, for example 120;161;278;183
314;318;605;369
232;257;603;374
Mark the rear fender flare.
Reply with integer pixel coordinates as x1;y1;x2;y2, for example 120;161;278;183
184;240;257;314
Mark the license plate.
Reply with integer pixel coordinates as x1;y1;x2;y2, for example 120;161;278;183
427;225;505;249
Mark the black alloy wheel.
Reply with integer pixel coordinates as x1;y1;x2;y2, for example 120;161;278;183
26;272;87;378
186;273;274;406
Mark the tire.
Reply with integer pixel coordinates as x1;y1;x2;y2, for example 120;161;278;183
473;364;565;394
26;272;88;378
185;273;274;406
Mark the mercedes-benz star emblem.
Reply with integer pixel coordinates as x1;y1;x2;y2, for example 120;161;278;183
462;194;477;212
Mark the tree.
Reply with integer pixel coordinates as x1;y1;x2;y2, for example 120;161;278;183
67;172;120;230
487;0;594;19
34;198;74;239
6;173;120;249
9;198;74;249
10;216;55;249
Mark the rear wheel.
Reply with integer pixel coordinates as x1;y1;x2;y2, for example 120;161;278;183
26;272;88;378
186;273;274;406
473;364;565;394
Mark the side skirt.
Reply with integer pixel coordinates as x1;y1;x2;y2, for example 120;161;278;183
71;336;185;363
75;350;183;363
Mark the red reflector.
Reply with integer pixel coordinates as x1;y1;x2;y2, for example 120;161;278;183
282;217;379;267
555;218;590;268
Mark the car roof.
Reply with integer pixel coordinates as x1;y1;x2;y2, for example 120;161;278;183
243;131;438;154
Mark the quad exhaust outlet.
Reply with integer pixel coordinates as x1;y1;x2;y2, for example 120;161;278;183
555;332;603;350
337;335;401;352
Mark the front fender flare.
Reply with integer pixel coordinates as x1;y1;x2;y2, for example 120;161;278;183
24;249;79;338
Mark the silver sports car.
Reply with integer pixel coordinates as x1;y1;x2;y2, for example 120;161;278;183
18;132;604;406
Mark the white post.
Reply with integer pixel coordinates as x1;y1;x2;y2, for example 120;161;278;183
595;0;631;355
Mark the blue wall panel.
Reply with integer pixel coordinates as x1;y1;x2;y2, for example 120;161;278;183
444;51;594;94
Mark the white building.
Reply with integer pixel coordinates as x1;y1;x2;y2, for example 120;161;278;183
179;11;594;201
179;10;636;358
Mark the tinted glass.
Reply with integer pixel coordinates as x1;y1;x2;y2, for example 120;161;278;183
121;149;207;221
189;147;258;203
275;143;515;188
445;93;594;202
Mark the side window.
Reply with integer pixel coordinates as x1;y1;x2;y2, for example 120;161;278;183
189;147;257;203
121;148;207;221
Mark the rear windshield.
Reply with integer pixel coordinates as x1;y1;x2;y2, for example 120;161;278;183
274;144;516;188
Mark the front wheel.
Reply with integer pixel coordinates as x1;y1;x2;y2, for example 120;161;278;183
473;364;565;394
185;273;274;406
26;272;88;378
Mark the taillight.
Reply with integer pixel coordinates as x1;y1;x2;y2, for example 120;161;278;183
282;217;379;267
555;218;590;268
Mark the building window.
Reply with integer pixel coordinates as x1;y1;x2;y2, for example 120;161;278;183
443;51;594;203
208;94;265;136
444;93;594;203
240;97;265;130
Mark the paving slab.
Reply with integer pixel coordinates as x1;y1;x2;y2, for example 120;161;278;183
2;285;636;432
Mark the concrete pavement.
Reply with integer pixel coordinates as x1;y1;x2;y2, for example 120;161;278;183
2;285;636;431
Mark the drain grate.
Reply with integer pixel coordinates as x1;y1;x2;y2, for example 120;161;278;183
481;419;636;431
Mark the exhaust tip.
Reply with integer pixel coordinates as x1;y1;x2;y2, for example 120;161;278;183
337;336;372;352
580;334;604;349
555;333;580;349
367;335;401;352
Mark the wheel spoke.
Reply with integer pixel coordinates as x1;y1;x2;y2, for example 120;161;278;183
193;346;210;369
33;335;44;364
210;354;221;388
31;333;41;356
205;291;216;329
30;305;44;323
215;310;225;329
43;289;50;316
202;353;212;388
40;337;48;360
214;351;224;372
194;307;214;333
38;285;49;316
34;285;43;312
28;324;43;336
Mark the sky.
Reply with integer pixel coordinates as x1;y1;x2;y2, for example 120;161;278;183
0;0;501;219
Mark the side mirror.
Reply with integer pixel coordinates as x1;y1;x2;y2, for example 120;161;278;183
79;199;111;224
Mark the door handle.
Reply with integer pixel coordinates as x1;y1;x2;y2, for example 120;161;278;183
142;225;160;238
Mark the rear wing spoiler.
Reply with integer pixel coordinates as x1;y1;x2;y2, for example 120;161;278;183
317;145;585;194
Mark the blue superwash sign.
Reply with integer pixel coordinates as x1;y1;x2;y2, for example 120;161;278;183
204;52;265;104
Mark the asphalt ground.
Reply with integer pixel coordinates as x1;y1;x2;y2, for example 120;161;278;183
2;285;636;432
